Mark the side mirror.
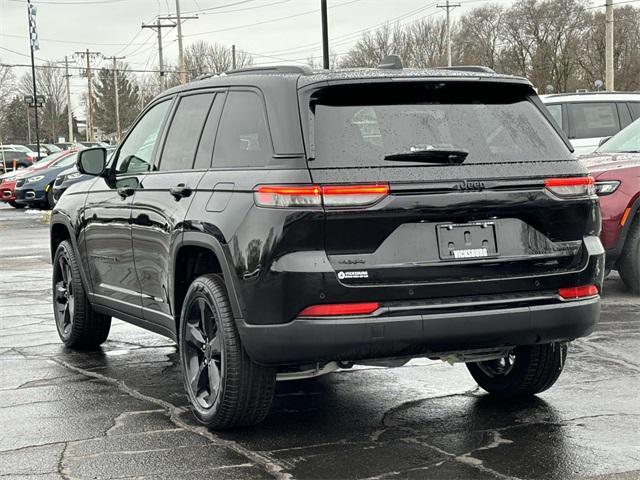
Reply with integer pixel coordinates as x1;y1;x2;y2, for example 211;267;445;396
598;136;612;148
77;147;107;176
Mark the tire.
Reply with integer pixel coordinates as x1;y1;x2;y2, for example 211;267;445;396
179;274;276;429
52;240;111;349
8;201;25;209
618;215;640;294
466;343;567;398
46;187;55;209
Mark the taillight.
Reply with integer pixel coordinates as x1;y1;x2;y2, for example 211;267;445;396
558;285;598;300
299;302;380;317
321;184;389;207
545;176;595;197
254;185;321;208
254;184;389;209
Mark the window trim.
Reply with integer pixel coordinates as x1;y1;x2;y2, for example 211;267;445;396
112;96;175;178
154;89;222;173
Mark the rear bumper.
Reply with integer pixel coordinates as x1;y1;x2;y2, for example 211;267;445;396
238;297;600;365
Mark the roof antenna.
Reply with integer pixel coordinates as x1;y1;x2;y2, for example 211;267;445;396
378;55;403;70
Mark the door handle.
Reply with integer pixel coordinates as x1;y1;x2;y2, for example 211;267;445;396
169;184;192;200
117;186;135;198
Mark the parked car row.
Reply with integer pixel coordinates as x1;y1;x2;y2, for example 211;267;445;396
0;141;111;173
0;147;115;209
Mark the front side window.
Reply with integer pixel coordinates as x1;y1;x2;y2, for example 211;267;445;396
213;91;271;168
568;102;620;139
116;100;171;175
159;93;215;172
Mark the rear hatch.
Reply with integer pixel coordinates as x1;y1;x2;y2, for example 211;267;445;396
299;79;598;294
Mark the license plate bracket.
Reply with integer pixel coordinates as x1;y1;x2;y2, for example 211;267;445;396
437;222;498;260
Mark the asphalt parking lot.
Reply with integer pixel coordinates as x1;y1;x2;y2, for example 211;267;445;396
0;203;639;480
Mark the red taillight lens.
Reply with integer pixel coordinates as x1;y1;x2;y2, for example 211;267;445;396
558;285;598;300
254;185;321;208
254;184;389;209
321;184;389;207
545;176;595;197
299;302;380;317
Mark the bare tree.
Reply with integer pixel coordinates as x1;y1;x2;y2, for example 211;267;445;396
183;40;253;79
0;61;16;142
578;6;640;91
455;5;505;70
18;62;68;142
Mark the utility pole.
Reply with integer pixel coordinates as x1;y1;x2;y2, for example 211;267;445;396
25;104;31;144
321;0;329;69
232;44;236;70
26;0;41;156
105;56;125;142
156;11;198;84
63;56;73;143
74;49;102;142
142;18;175;91
605;0;614;91
175;0;186;84
437;0;460;67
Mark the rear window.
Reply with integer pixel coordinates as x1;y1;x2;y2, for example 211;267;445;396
307;82;570;168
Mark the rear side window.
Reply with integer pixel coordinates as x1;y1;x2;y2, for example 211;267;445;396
567;102;620;139
159;93;215;171
308;82;571;167
629;102;640;120
213;91;271;168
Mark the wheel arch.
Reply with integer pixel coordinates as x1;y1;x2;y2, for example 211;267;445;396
615;193;640;259
50;214;92;294
173;232;244;335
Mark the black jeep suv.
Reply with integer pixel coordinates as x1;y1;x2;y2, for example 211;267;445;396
50;64;603;429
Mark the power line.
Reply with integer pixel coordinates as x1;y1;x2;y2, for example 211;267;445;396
7;0;129;4
0;62;181;74
256;2;439;57
0;32;149;47
183;0;362;38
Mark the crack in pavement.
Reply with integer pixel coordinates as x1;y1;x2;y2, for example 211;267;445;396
46;356;294;480
57;442;70;480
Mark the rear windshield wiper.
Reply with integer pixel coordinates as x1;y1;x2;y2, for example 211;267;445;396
384;149;468;164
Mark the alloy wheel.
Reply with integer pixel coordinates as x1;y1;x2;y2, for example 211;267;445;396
477;352;516;378
54;255;75;337
183;297;223;409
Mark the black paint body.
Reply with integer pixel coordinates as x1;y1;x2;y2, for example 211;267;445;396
50;68;604;367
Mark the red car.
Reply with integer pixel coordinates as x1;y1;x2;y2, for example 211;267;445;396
583;118;640;294
0;150;74;209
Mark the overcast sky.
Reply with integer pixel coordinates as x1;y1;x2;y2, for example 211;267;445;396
0;0;599;119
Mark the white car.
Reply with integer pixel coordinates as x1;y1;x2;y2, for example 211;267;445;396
540;92;640;155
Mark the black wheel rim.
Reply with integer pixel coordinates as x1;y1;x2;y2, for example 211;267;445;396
477;352;516;378
54;254;74;336
183;297;222;409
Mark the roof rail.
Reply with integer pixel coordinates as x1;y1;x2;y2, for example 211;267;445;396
437;65;496;74
225;65;313;76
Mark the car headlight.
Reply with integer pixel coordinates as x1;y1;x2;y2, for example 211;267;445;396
26;175;45;183
594;181;620;196
67;172;83;179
